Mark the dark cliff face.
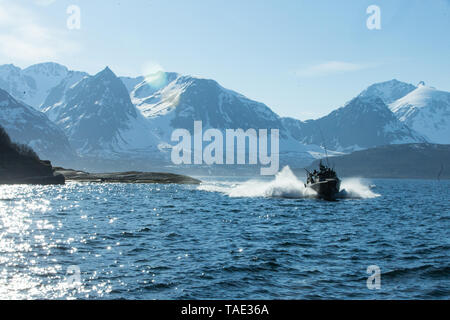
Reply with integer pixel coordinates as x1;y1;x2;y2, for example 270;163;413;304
0;87;76;163
0;126;64;184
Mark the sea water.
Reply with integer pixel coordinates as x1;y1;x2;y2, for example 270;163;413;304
0;167;448;299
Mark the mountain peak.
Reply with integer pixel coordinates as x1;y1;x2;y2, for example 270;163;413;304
23;62;69;76
42;65;147;154
0;87;75;161
417;81;425;87
95;66;118;81
389;83;450;144
0;63;21;74
0;63;73;109
358;79;417;104
384;79;402;85
293;90;425;152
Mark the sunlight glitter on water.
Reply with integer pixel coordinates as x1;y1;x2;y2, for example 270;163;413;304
0;180;448;299
0;185;113;299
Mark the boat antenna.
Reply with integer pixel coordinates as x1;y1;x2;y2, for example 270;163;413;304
317;124;330;167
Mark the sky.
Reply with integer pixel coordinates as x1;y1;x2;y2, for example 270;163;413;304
0;0;449;120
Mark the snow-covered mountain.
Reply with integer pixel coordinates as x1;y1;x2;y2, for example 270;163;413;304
41;67;161;158
139;75;284;129
358;79;450;144
283;96;426;152
121;71;179;109
1;61;446;171
124;73;326;167
0;88;75;163
0;62;70;109
389;83;450;144
41;70;89;109
358;79;417;104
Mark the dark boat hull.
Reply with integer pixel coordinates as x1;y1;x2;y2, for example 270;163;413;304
307;179;341;200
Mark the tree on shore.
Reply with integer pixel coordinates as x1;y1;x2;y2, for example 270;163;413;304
0;125;39;160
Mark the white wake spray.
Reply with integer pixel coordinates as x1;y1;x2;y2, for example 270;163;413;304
198;166;380;199
337;178;380;199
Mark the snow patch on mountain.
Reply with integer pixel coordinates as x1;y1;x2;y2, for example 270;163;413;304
0;62;70;109
3;61;446;171
283;96;426;153
124;73;328;167
389;85;450;144
42;67;161;158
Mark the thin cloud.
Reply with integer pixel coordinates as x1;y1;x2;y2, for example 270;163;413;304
33;0;57;6
296;61;369;77
0;1;80;65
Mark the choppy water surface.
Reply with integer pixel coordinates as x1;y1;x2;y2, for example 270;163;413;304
0;167;448;299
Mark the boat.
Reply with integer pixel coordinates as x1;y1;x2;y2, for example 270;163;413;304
305;160;341;200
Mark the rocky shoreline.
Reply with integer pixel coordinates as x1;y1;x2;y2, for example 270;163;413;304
1;124;200;186
53;168;201;185
2;161;65;185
